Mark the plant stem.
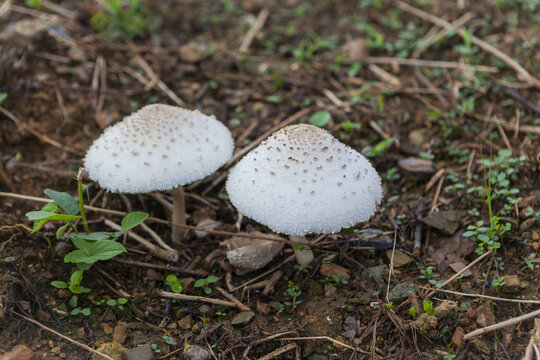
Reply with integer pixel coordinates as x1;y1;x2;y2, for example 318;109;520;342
77;169;90;234
171;186;186;244
290;235;314;266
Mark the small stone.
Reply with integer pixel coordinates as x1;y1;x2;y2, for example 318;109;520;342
342;315;357;339
532;231;540;241
102;323;113;335
386;249;412;267
415;315;437;331
145;269;162;281
319;263;350;280
36;309;51;322
452;327;464;348
387;283;416;302
472;338;490;354
324;283;337;297
191;322;202;334
92;342;127;360
502;274;528;291
520;218;536;232
398;157;437;175
75;327;85;336
308;354;329;360
364;265;387;283
466;308;476;319
408;129;428;146
183;344;211;360
449;261;472;277
178;315;192;330
435;300;457;319
256;300;272;315
198;305;213;316
112;324;128;344
231;311;255;325
51;347;61;354
1;344;34;360
341;38;368;61
422;210;461;235
476;306;495;327
122;344;154;360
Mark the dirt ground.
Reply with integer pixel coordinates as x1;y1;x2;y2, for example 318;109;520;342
1;0;540;359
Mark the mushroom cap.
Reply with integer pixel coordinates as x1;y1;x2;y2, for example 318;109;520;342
84;104;234;193
226;124;382;236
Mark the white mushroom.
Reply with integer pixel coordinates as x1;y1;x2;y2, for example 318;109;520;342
226;124;382;265
84;104;234;244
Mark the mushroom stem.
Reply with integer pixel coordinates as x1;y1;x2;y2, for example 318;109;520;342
171;186;187;244
290;235;314;266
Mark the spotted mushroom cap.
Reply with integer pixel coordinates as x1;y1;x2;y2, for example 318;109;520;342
84;104;234;193
226;124;383;236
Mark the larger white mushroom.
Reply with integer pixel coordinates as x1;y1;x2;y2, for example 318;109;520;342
226;124;383;265
84;104;234;244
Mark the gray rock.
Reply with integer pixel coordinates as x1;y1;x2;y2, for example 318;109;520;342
184;345;211;360
387;283;416;302
365;265;386;284
122;344;154;360
422;210;460;235
231;311;255;325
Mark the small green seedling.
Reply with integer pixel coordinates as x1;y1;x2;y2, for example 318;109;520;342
96;297;129;311
423;300;436;317
409;306;417;319
278;281;302;313
166;275;183;293
322;272;349;286
194;275;219;295
215;311;227;322
26;174;148;294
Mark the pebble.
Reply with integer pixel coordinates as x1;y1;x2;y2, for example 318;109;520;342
476;306;495;327
452;326;464;348
364;265;387;284
92;342;127;360
113;324;128;344
122;344;154;360
387;283;416;302
178;315;192;330
398;157;437;175
102;323;113;335
183;344;211;360
231;311;255;325
1;344;34;360
386;249;413;267
320;263;350;280
422;210;461;235
434;300;457;319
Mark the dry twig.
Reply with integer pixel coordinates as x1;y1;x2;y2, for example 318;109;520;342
158;290;247;310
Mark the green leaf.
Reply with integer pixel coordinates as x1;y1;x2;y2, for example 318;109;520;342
204;287;212;295
26;211;80;221
171;283;183;293
310;111;332;127
106;299;117;306
71;232;122;241
70;270;84;286
81;308;92;316
373;137;395;156
477;234;490;242
206;275;219;284
462;231;475;237
118;298;128;305
165;275;178;284
0;93;6;103
56;224;70;240
64;238;127;264
194;279;205;288
71;308;81;315
44;189;80;215
121;211;149;231
69;295;78;308
51;281;68;289
30;202;60;234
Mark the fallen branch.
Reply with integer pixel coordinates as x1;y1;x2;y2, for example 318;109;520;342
395;0;540;87
464;308;540;341
158;290;247;310
239;8;270;52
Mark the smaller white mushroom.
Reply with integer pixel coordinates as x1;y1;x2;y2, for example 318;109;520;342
84;104;234;245
226;124;383;265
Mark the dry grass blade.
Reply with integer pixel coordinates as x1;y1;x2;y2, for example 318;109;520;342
158;290;247;310
395;0;540;87
11;311;116;360
464;308;540;341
